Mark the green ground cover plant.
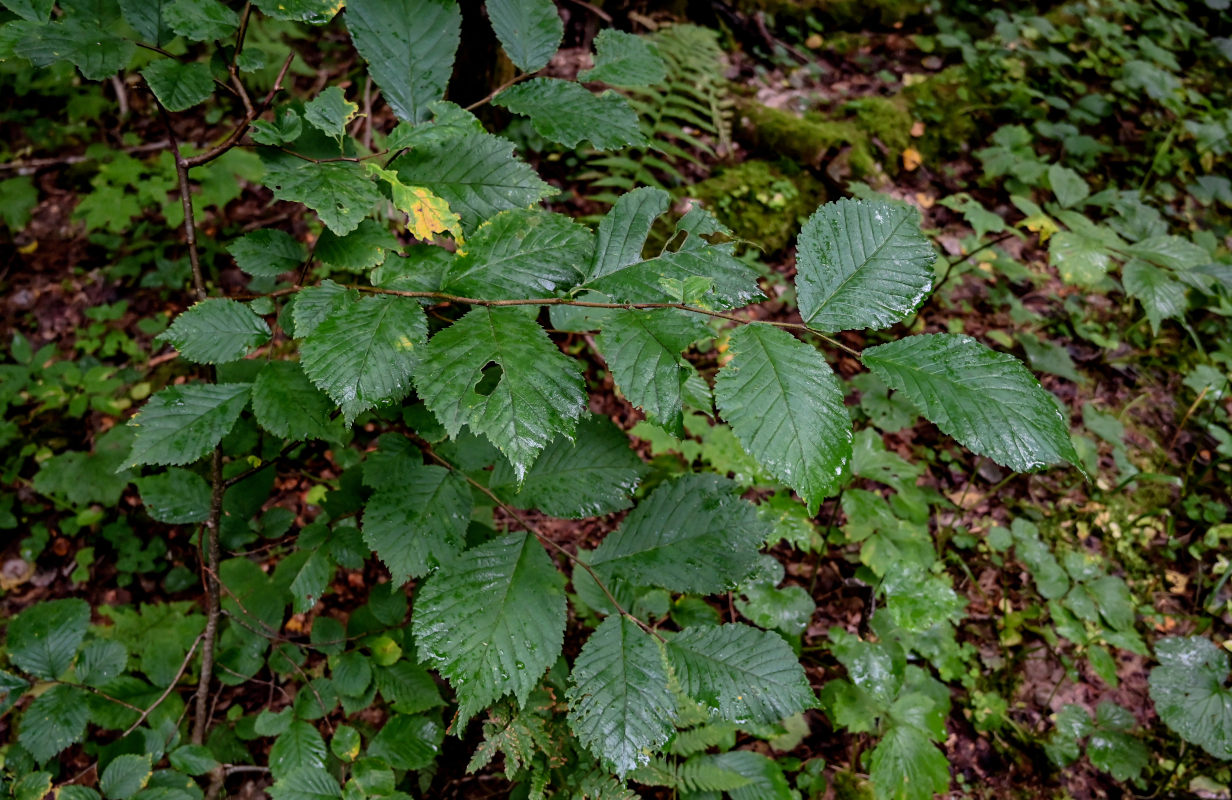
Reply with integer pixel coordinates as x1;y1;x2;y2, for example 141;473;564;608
1;0;1231;798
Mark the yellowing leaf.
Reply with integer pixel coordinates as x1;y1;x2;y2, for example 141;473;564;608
367;164;463;242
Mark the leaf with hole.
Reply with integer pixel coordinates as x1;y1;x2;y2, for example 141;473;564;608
415;307;586;480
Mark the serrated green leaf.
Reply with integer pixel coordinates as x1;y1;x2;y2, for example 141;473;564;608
586;204;761;309
251;360;337;441
18;20;134;80
413;532;566;724
590;474;770;593
1050;230;1112;287
19;684;89;762
868;724;950;800
362;465;470;583
264;161;382;236
880;562;966;633
316;218;399;271
249;0;338;21
1149;636;1232;760
0;670;29;715
304;86;358;139
795;198;935;332
345;0;460;123
711;750;794;800
486;0;561;72
169;744;220;776
596;309;709;436
157;298;270;364
165;0;238;41
136;467;210;523
1126;234;1210;271
392;129;553;233
269;768;342;800
289;548;333;614
666;624;814;725
578;29;666;87
300;294;427;424
490;416;648;518
444;209;593;298
1088;701;1148;781
119;0;174;45
125;383;251;467
14;773;54;800
1048;164;1090;208
74;635;125;685
7;598;90;679
367;714;443;770
1123;259;1187;335
142;59;214;112
100;754;152;799
270;720;328;779
228;229;305;277
567;614;675;777
862;334;1081;473
1;0;53;22
415;307;585;479
250;107;303;146
715;324;851;513
288;280;351;338
494;78;646;150
588;186;669;281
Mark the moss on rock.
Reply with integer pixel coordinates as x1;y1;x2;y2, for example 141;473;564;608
902;66;978;161
685;159;826;254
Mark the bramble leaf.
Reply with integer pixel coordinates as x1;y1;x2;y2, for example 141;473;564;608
715;323;851;512
346;0;460;123
590;474;770;593
165;0;239;41
567;614;675;776
7;598;89;679
125;383;251;467
300;294;427;424
795;198;935;332
1149;636;1232;760
157;298;270;364
1123;259;1187;334
415;307;586;479
17;20;134;80
413;532;566;724
494;78;647;150
99;753;153;799
19;684;89;763
666;624;815;725
862;334;1082;473
486;0;562;73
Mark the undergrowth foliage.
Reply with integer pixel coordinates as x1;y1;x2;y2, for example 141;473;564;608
2;1;1231;799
